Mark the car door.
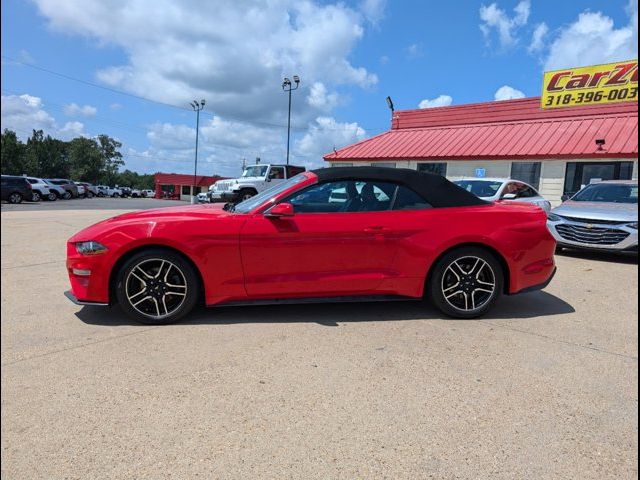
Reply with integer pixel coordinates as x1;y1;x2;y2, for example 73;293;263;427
239;179;399;297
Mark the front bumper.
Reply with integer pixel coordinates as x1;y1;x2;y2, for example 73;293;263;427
64;290;108;306
220;191;242;202
547;220;638;251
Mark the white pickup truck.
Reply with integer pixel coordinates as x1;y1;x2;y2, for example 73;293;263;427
208;164;306;203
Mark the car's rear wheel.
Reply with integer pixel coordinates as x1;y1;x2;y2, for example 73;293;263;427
63;191;72;200
113;193;120;198
116;249;199;324
8;192;23;204
31;191;42;202
428;246;503;319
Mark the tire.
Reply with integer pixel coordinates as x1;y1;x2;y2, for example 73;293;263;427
86;192;94;198
8;192;23;204
113;193;120;198
47;192;57;201
115;249;199;324
427;246;504;319
31;191;42;202
63;191;72;200
238;189;256;202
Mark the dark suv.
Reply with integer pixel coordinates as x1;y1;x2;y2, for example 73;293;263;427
1;175;34;203
46;179;79;199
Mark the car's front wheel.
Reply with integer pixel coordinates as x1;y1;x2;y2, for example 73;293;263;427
31;191;42;202
428;246;503;319
47;192;57;201
116;249;200;324
63;191;72;200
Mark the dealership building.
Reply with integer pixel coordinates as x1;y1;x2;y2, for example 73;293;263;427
154;173;223;201
324;97;638;205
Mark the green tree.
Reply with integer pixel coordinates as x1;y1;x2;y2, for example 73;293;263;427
97;134;124;185
0;129;26;175
68;137;104;183
24;130;69;178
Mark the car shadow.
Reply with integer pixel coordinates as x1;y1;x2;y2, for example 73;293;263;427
75;290;574;327
557;248;638;265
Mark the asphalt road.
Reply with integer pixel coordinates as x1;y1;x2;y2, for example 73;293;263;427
1;199;638;479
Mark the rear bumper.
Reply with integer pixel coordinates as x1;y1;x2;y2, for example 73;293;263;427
64;290;109;306
512;267;556;294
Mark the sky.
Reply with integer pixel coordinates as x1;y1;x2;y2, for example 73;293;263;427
1;0;638;177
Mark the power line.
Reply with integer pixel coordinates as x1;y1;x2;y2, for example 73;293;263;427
1;54;389;133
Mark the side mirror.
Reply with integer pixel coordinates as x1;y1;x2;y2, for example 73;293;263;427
265;202;295;218
502;193;517;200
561;194;570;202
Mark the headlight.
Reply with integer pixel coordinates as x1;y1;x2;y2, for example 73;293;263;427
547;213;562;222
628;222;638;230
75;241;108;255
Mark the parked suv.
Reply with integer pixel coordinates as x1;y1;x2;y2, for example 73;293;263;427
25;177;55;201
77;182;98;198
46;179;78;199
209;164;305;203
1;175;34;203
44;180;67;199
96;185;123;197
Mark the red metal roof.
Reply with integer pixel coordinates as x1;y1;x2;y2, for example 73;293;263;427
154;173;224;187
324;97;638;161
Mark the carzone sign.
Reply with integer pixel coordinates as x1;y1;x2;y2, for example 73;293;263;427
541;59;638;109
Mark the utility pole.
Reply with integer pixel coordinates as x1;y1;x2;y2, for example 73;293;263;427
282;75;300;165
190;99;205;204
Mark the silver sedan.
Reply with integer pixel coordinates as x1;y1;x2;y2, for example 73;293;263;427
547;180;638;252
454;178;551;213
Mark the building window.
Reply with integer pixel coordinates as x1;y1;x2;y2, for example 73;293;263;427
563;161;635;197
181;185;191;195
417;162;447;176
510;162;541;189
374;162;396;168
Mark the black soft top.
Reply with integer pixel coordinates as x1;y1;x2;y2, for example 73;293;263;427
311;167;488;208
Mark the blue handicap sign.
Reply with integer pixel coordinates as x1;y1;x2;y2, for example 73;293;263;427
475;168;486;178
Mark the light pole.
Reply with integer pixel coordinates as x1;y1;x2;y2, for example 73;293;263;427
282;75;300;165
190;99;205;204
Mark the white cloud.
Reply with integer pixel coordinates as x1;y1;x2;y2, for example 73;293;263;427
360;0;386;25
406;43;424;58
295;117;366;169
494;85;526;100
418;95;453;109
64;102;98;117
109;103;123;110
1;94;89;140
379;55;390;65
33;0;378;127
544;1;638;70
306;82;340;112
528;22;548;53
1;94;56;136
479;0;530;47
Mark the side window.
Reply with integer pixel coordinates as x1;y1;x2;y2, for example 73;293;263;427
393;186;432;210
518;185;537;198
286;180;395;213
27;178;38;184
286;166;305;177
501;182;519;198
268;167;285;180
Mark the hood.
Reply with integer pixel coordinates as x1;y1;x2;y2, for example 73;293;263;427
553;200;638;222
69;203;229;242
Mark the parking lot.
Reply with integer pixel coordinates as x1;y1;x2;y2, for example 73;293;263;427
1;199;637;479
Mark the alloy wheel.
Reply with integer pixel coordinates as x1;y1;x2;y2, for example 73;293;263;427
32;192;41;202
441;256;496;312
9;193;22;204
125;258;188;320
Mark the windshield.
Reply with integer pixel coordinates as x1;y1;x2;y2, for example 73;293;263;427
454;180;503;197
571;183;638;204
242;165;269;178
233;174;307;213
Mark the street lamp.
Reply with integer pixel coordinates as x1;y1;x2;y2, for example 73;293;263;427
282;75;300;165
190;99;205;204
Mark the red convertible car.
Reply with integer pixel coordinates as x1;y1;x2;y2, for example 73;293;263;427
65;167;556;324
